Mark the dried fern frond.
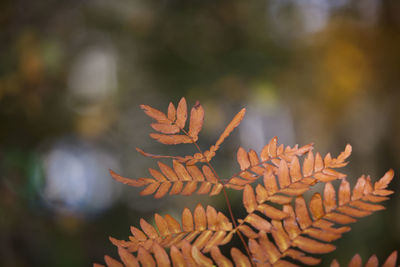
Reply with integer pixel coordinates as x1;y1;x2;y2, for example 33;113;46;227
109;160;223;198
330;250;398;267
228;145;354;238
109;204;233;254
138;97;246;165
117;136;349;199
243;170;394;266
140;97;204;144
97;97;397;267
227;138;351;190
102;170;395;267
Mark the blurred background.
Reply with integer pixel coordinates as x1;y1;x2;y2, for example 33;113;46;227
1;0;400;266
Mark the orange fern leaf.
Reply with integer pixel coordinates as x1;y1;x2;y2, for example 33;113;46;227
109;161;223;198
211;108;246;157
137;101;245;166
98;98;397;267
188;101;205;138
140;97;204;145
226;146;350;215
226;138;349;190
244;170;394;266
330;250;398;267
109;204;233;254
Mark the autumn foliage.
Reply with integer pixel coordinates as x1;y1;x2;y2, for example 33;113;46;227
95;97;397;267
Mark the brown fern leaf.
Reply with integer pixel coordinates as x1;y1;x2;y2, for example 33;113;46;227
109;160;224;198
201;107;247;163
140;97;204;144
230;146;352;235
330;250;398;267
95;241;253;267
99;98;397;267
233;152;353;243
137;102;245;166
245;169;394;266
109;204;233;254
226;138;350;190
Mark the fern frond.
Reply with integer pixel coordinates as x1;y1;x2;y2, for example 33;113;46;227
138;99;245;165
140;97;204;144
98;98;397;267
330;250;398;267
230;147;352;240
110;160;223;198
245;169;394;266
109;204;233;254
227;138;350;190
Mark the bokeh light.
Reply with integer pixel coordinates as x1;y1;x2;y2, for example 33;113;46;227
39;137;120;215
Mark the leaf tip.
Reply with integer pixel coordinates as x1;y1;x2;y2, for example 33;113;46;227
136;147;144;154
239;108;246;117
109;168;117;177
383;250;398;267
178;97;187;106
345;143;352;152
